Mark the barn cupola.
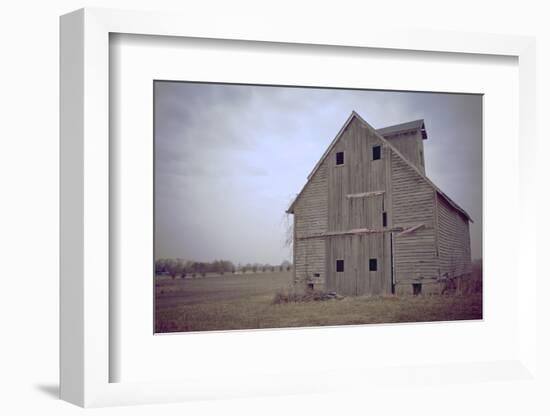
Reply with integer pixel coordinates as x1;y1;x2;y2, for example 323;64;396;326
376;119;428;175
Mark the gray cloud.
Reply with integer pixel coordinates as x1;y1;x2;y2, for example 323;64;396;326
155;82;483;264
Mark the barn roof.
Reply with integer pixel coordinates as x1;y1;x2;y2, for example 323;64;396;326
377;119;428;140
286;111;473;222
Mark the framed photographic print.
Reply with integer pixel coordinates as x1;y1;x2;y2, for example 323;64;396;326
60;7;539;409
152;82;483;334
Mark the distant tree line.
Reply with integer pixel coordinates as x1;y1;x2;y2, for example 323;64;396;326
155;258;293;279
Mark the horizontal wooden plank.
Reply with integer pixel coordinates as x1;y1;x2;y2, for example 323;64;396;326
396;223;425;237
346;190;385;199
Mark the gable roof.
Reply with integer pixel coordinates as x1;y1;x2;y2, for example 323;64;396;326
377;119;428;140
287;111;473;222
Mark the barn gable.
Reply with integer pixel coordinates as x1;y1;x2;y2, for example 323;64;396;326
322;116;391;295
287;111;472;224
290;114;390;291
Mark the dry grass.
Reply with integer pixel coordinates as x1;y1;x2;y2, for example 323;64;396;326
155;271;482;333
272;288;342;304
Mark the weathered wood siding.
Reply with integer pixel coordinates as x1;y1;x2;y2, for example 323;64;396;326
326;233;388;296
436;193;472;278
383;131;425;174
327;119;387;233
293;162;328;288
391;150;438;285
324;118;391;295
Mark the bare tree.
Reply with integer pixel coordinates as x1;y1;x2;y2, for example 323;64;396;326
165;258;185;279
283;211;293;251
281;260;292;272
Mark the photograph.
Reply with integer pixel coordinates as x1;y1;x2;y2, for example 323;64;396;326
154;81;483;333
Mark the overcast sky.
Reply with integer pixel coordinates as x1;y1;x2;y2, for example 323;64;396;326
155;82;482;265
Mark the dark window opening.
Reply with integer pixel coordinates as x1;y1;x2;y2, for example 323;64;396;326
336;259;344;272
336;151;344;165
413;283;422;295
372;145;381;160
307;283;315;291
313;273;320;277
382;212;387;227
369;258;377;271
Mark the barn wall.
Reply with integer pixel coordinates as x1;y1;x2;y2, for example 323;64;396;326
382;130;425;174
324;118;391;295
391;150;439;290
327;118;387;233
293;162;328;289
437;193;472;278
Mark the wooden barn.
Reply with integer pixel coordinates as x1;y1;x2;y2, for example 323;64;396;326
287;111;473;296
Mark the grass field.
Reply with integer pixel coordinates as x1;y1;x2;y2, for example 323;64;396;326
155;271;482;333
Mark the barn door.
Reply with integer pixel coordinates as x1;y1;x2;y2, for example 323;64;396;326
355;233;385;295
327;233;387;296
326;235;356;296
327;194;389;296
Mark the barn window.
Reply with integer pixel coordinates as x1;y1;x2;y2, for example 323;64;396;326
372;145;381;160
313;273;320;277
336;151;344;165
413;283;422;295
369;258;377;271
382;212;387;227
336;259;344;272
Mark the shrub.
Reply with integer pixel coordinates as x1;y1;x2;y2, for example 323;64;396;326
459;275;482;295
441;273;482;295
272;288;341;304
441;277;457;295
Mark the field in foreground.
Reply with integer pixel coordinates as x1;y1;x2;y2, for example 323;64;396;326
155;271;482;333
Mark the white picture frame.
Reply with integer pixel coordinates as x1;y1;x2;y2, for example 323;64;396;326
60;7;539;408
